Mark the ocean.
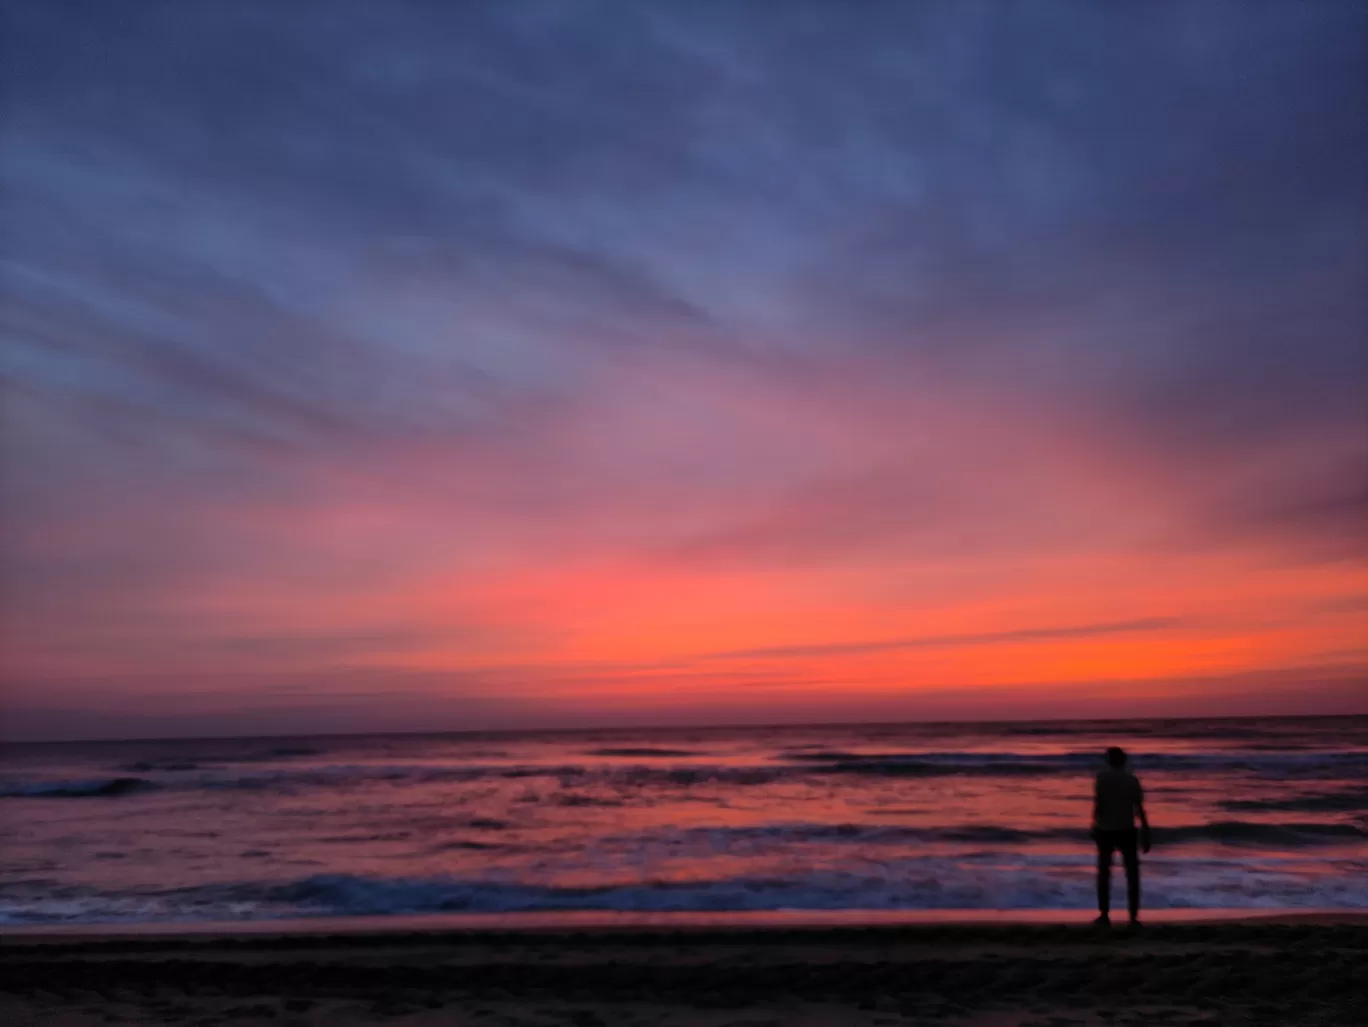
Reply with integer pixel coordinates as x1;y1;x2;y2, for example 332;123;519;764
2;717;1365;925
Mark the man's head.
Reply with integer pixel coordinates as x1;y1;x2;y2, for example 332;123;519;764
1106;746;1127;768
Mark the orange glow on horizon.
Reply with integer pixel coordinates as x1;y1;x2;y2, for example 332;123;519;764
4;350;1365;735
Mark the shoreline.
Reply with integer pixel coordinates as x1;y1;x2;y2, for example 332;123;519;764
6;906;1367;942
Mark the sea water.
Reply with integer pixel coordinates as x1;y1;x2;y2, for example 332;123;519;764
2;717;1365;924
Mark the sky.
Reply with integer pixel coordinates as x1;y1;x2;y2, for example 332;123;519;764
2;1;1366;741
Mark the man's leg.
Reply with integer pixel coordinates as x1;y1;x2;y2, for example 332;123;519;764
1096;833;1115;916
1121;831;1140;921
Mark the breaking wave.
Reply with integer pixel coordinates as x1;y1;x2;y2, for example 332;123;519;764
625;820;1368;849
1221;787;1368;814
0;776;159;799
588;748;700;757
8;746;1367;802
4;858;1365;925
782;749;1368;779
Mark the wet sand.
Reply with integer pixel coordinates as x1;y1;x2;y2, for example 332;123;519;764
3;915;1365;1026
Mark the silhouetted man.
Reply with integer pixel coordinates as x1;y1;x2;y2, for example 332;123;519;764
1092;746;1150;926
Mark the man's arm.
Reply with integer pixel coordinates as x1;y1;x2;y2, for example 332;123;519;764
1135;782;1151;853
1091;775;1101;835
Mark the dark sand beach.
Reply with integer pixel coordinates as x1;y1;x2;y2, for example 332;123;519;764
3;915;1364;1027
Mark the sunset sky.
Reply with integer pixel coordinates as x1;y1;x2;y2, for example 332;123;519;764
2;1;1365;741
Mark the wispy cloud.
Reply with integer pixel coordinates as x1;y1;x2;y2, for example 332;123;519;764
703;618;1193;662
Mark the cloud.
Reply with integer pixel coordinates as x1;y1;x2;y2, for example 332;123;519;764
703;617;1192;662
1;0;1364;736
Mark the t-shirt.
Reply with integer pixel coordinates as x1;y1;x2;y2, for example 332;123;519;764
1094;768;1143;831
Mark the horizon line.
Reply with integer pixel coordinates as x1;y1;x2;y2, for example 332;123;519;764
7;709;1365;747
